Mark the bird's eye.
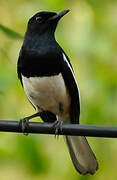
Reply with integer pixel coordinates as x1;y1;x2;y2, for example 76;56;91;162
36;16;42;23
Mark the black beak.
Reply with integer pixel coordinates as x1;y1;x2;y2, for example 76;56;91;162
56;9;70;19
48;9;70;21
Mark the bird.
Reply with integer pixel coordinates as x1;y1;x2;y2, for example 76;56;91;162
17;9;98;175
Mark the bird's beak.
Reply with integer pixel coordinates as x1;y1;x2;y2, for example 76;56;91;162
48;9;70;21
56;9;70;19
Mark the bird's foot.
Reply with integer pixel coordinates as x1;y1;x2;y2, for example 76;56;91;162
53;119;63;139
20;117;29;136
19;112;41;135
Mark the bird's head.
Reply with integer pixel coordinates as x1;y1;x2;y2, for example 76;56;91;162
27;10;70;35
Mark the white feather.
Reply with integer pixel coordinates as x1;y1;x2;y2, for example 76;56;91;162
62;53;81;102
22;73;70;117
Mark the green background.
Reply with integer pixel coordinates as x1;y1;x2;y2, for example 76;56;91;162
0;0;117;179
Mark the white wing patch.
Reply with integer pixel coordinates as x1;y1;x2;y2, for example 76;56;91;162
62;53;80;95
62;53;78;86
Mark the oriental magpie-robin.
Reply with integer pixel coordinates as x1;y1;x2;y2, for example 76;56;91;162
17;10;98;175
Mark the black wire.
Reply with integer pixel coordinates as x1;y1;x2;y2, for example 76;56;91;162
0;120;117;137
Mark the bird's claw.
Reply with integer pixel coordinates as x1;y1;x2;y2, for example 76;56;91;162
53;120;63;138
19;112;41;136
19;117;29;136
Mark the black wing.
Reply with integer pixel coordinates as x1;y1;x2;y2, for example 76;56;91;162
60;52;80;124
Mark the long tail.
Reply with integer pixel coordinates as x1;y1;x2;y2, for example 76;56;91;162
65;136;98;175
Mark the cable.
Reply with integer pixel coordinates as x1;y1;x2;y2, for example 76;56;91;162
0;120;117;137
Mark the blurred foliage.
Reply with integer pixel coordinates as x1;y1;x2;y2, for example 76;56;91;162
0;0;117;179
0;24;23;40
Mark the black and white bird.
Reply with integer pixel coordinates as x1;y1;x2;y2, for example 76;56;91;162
17;10;98;175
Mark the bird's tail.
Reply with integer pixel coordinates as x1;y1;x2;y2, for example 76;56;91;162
65;135;98;175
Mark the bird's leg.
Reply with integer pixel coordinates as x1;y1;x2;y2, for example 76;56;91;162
19;112;41;135
53;103;64;138
53;118;63;138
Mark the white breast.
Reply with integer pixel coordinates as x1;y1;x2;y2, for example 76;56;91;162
22;73;70;116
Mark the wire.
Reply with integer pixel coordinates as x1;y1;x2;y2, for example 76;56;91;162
0;120;117;137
